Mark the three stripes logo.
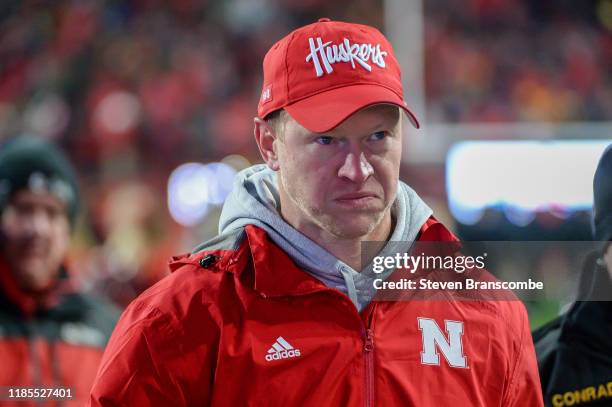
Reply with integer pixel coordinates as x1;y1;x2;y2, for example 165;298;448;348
265;336;301;362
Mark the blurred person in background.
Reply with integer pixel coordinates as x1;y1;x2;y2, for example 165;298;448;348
0;136;119;406
533;144;612;407
89;19;542;406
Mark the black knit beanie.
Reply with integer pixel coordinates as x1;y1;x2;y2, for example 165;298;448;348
0;136;79;225
593;144;612;242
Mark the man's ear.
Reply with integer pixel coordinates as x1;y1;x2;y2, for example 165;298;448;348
254;117;280;171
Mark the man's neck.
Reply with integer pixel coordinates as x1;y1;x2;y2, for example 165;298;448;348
293;213;393;272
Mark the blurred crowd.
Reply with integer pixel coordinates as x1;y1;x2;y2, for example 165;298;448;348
426;0;612;122
0;0;609;306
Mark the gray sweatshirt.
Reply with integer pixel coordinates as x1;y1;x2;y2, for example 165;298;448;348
219;164;433;311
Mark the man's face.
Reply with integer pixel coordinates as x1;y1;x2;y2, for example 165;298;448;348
274;104;402;239
1;190;70;292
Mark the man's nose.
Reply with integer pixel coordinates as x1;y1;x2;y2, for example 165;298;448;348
26;210;52;238
337;150;374;183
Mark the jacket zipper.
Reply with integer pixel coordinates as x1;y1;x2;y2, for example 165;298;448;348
291;287;378;406
50;341;64;407
364;328;374;407
27;325;43;407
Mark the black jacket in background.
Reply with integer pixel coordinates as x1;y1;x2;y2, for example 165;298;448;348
533;251;612;407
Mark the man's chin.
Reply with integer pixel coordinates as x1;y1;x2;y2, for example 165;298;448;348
324;215;384;239
14;263;57;292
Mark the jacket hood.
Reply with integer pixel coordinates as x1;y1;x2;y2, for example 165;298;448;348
219;164;433;311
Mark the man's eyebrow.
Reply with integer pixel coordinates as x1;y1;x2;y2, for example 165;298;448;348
366;117;398;133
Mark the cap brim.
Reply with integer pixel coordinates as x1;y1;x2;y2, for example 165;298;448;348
284;84;420;133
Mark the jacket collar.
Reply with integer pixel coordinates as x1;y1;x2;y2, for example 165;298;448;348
0;254;73;318
245;225;327;297
561;252;612;351
245;217;457;298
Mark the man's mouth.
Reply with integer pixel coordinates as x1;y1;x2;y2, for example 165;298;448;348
334;192;380;208
20;242;49;258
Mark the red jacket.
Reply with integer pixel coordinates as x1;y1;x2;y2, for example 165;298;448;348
0;256;119;407
89;220;543;406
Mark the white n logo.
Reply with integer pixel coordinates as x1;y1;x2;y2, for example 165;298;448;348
417;317;467;368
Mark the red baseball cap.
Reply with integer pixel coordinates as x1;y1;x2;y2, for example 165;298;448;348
257;18;420;133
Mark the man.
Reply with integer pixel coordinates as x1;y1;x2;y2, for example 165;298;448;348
90;19;543;406
533;145;612;407
0;136;119;406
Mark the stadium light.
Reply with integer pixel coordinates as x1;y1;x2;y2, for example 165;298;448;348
167;162;238;227
446;140;612;225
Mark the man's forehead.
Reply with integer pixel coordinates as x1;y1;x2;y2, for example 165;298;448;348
285;104;401;136
351;104;402;122
9;189;68;212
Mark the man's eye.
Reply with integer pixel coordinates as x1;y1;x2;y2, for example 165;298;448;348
316;136;334;145
369;131;387;141
13;205;34;217
46;207;63;220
